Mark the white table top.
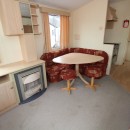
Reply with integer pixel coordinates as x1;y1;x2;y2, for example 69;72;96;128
53;53;104;64
0;60;44;77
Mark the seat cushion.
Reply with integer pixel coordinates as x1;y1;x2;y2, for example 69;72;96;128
60;69;76;80
46;64;70;74
85;66;103;78
47;71;62;82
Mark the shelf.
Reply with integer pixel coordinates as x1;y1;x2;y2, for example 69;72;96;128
30;3;40;36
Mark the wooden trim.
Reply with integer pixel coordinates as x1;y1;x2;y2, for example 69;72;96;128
40;6;70;16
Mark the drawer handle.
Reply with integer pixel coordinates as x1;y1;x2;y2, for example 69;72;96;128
10;87;14;89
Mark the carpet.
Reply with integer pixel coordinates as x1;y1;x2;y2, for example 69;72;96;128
0;76;130;130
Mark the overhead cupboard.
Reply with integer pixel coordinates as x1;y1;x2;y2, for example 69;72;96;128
0;0;24;35
0;0;40;35
0;0;41;62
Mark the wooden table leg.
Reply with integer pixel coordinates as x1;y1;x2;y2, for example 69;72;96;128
62;80;77;94
75;64;89;85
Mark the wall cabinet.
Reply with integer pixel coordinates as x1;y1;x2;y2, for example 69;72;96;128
0;76;17;114
0;0;24;35
19;2;40;35
19;34;38;62
0;0;41;36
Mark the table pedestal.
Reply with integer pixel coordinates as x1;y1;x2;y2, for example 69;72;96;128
75;64;89;85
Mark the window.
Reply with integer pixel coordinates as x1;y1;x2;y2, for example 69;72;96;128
49;15;60;49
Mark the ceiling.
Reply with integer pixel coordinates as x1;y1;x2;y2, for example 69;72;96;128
31;0;93;10
31;0;125;11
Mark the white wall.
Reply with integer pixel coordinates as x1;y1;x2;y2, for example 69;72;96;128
0;18;23;65
104;0;130;65
70;0;113;74
70;0;108;50
126;42;130;61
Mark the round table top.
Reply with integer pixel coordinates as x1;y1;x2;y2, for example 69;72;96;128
53;53;104;64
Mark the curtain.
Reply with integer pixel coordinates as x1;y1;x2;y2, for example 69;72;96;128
42;13;51;52
60;15;69;49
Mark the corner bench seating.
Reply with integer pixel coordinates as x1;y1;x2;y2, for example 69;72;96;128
40;48;108;83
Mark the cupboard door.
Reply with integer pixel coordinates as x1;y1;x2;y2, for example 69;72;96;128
19;2;33;34
19;34;38;62
6;82;17;106
0;84;9;111
14;1;24;34
0;0;24;35
0;81;17;112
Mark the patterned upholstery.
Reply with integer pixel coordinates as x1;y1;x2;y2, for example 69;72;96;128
60;69;76;80
85;66;103;78
40;47;108;82
40;48;73;83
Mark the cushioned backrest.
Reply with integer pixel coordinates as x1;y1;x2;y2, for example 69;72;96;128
94;50;108;65
40;52;54;61
60;48;70;55
40;48;70;67
83;49;95;55
40;52;55;67
69;48;85;53
53;48;69;58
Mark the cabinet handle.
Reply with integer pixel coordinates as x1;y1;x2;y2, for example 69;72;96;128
21;28;24;30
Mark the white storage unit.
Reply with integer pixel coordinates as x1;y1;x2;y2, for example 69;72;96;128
0;75;18;114
0;60;47;114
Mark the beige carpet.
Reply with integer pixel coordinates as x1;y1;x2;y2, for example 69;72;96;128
0;77;130;130
110;61;130;92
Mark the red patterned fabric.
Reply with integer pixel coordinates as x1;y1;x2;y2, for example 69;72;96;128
40;52;55;67
40;47;108;82
94;50;108;65
83;49;95;54
47;64;70;73
93;50;108;76
60;69;76;80
74;48;84;53
46;64;72;82
85;66;103;78
47;71;62;82
40;48;73;83
60;48;69;55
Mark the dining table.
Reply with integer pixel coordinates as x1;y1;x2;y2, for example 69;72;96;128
53;53;104;86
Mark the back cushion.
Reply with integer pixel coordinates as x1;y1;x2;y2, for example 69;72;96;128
60;48;69;55
40;52;55;67
94;50;108;65
83;49;95;55
69;48;84;53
